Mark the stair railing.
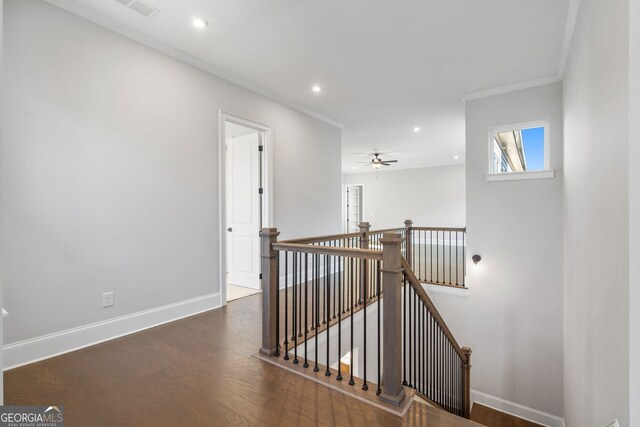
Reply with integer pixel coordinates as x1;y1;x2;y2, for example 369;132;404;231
401;257;472;416
259;224;471;417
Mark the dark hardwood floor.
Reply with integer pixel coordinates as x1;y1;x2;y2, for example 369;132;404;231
5;293;481;426
470;403;544;427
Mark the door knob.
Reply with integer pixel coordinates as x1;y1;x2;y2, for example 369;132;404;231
227;227;233;232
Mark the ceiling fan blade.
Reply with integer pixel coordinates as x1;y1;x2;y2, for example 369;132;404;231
384;160;398;163
381;162;392;166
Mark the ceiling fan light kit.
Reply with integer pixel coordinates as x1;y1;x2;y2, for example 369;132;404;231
368;153;398;169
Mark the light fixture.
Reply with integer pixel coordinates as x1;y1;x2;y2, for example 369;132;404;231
373;163;382;169
193;17;208;29
312;85;322;93
413;127;420;132
352;166;357;170
454;155;460;160
472;254;481;268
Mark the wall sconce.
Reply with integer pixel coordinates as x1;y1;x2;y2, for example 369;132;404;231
472;254;482;268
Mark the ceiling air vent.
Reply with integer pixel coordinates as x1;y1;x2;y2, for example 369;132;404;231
127;0;159;18
114;0;159;18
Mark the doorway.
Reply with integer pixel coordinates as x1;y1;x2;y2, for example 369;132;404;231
345;184;364;232
221;113;272;304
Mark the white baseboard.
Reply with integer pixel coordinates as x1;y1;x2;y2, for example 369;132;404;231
3;292;221;370
471;389;565;427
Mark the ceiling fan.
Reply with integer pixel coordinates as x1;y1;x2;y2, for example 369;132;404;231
358;153;399;169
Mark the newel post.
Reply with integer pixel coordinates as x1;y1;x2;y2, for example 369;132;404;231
359;222;371;249
462;346;472;418
359;222;371;303
404;219;413;266
259;227;280;357
379;232;406;406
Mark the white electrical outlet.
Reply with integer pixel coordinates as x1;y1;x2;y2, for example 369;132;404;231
606;420;620;427
102;291;114;308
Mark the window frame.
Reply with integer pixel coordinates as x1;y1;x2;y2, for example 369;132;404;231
486;120;554;181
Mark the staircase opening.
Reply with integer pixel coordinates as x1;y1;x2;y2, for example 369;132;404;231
255;221;472;419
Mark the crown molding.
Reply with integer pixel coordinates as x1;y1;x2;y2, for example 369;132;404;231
460;0;582;104
460;75;562;104
42;0;344;129
558;0;582;77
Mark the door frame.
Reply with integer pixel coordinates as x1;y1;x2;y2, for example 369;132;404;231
219;110;274;306
342;183;365;232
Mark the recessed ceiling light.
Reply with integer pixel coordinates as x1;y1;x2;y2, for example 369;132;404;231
352;166;357;170
413;127;420;132
193;17;208;29
312;85;322;93
454;155;460;160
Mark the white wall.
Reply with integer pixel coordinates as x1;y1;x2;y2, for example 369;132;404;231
1;0;341;357
428;83;564;419
562;0;630;426
0;0;5;403
630;1;640;424
342;165;465;230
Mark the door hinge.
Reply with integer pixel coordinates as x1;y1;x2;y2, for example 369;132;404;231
258;145;264;152
259;188;264;194
259;273;263;280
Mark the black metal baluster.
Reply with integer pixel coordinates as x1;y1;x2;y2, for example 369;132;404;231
438;329;444;402
293;253;299;364
284;252;290;360
297;252;303;338
322;244;327;325
303;254;309;368
430;230;434;283
449;230;452;285
275;252;281;357
426;307;429;398
333;243;337;319
343;250;347;314
376;260;381;395
418;295;421;394
314;254;320;372
408;282;412;387
311;251;315;332
325;254;331;377
362;256;368;391
413;289;419;384
412;231;422;280
456;231;459;286
421;298;424;395
349;255;355;386
403;273;407;386
337;256;343;382
451;344;454;412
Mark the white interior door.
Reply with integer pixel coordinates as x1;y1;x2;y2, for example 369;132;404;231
226;132;261;289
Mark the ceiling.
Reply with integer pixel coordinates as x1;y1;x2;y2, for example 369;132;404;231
49;0;572;173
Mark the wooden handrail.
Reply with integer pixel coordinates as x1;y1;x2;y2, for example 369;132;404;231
400;257;467;360
280;231;362;244
369;227;405;235
411;226;466;232
272;242;383;260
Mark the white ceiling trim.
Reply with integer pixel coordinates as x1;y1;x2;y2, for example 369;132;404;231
558;0;582;77
43;0;345;129
460;74;562;104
